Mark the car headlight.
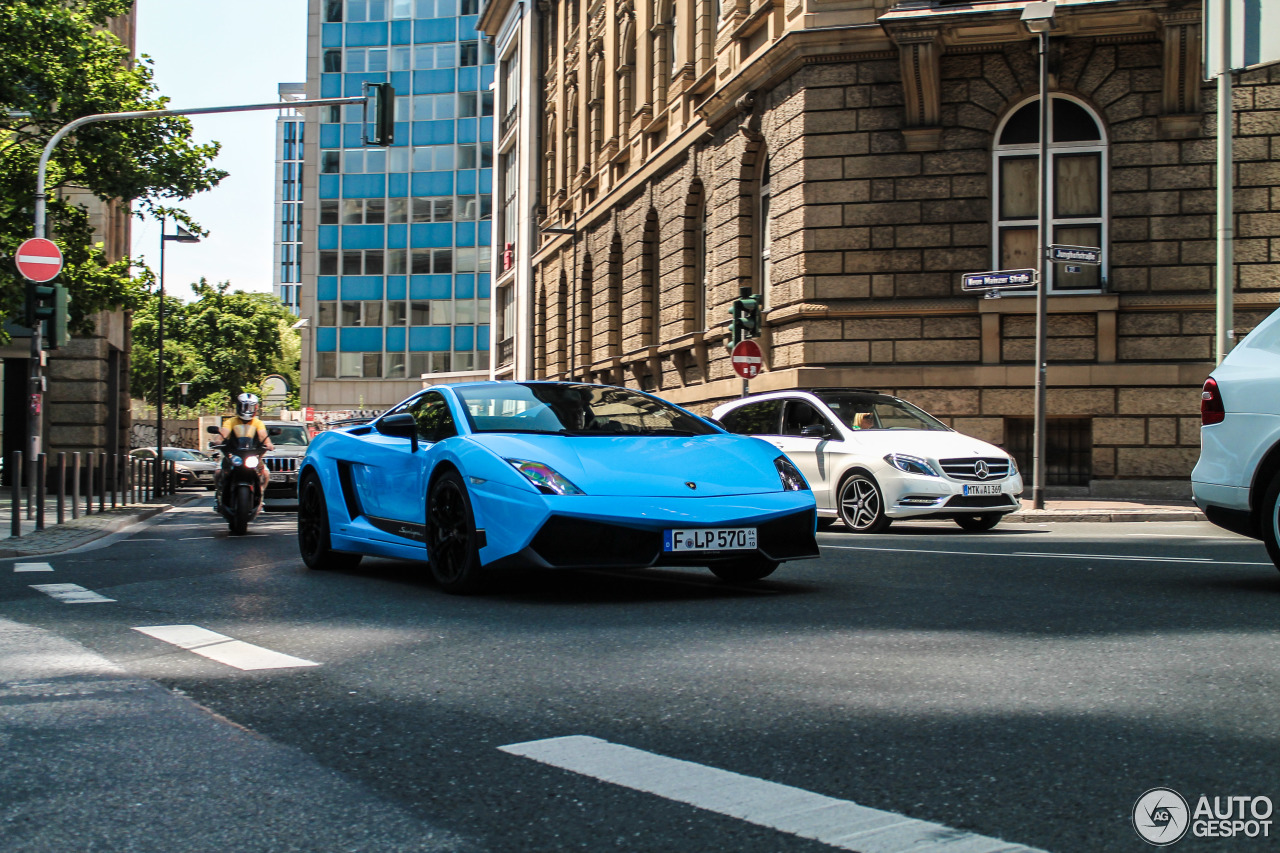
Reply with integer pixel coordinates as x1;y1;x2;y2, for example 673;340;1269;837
885;453;939;477
507;459;585;496
176;466;191;475
775;456;809;491
1008;456;1019;475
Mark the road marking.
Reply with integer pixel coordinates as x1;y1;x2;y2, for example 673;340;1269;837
132;625;319;671
15;562;53;572
823;544;1272;567
501;736;1047;853
178;536;218;541
30;583;114;603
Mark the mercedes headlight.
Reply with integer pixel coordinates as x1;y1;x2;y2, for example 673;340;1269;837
774;456;809;491
507;459;585;496
885;453;939;477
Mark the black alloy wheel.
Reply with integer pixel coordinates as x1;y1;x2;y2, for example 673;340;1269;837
709;554;780;582
297;473;362;570
954;513;1002;532
426;470;485;594
837;471;891;533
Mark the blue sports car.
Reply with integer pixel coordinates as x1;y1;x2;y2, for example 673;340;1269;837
297;381;820;593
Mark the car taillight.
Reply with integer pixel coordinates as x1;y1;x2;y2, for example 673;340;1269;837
1201;378;1225;426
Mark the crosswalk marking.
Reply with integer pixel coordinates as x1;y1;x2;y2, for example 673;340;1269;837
132;625;319;671
15;562;54;572
501;736;1047;853
30;583;114;603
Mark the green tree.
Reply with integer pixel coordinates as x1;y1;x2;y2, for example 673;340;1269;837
0;0;225;333
131;279;300;410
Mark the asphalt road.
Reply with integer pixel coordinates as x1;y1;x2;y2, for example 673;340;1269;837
3;498;1280;853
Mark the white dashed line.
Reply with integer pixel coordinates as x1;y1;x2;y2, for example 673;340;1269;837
132;625;319;670
30;583;114;603
14;562;54;572
501;736;1047;853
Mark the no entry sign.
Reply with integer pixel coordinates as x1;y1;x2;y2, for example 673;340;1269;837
15;238;63;282
731;339;763;380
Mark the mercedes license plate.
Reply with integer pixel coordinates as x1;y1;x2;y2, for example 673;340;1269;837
664;527;757;552
963;483;1001;496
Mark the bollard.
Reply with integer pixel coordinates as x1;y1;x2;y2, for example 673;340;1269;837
71;453;81;520
25;454;34;521
128;456;135;504
10;451;22;538
84;452;94;516
35;453;46;531
56;452;66;525
99;452;106;513
110;453;118;509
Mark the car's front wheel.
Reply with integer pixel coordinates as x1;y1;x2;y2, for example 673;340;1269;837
298;473;362;571
709;555;779;582
1261;474;1280;571
427;470;486;594
954;513;1002;532
836;471;890;533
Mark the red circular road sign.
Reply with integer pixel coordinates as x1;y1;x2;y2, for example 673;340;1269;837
15;238;63;282
731;339;764;380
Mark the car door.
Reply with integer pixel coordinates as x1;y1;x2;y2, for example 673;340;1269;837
773;399;839;508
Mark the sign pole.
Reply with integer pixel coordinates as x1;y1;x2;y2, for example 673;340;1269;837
1032;25;1050;511
1215;0;1234;364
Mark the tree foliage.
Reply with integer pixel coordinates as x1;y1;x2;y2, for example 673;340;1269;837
0;0;225;334
131;280;301;410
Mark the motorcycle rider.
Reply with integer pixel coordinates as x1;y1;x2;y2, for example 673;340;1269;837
217;393;274;509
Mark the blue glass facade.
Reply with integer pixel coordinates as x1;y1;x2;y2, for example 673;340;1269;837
313;0;494;381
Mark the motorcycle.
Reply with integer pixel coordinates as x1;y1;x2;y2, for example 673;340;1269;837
206;425;280;535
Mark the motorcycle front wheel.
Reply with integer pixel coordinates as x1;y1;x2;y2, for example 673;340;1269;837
230;483;253;535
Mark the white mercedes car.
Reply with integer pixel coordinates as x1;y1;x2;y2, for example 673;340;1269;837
1192;307;1280;569
712;389;1024;532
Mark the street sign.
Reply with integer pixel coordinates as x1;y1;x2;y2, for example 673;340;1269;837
1049;244;1101;265
961;269;1037;292
1204;0;1280;78
14;237;63;282
731;339;763;380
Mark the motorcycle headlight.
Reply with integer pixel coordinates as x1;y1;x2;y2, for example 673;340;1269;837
507;459;585;496
775;456;809;491
230;455;243;467
885;453;939;477
243;456;259;469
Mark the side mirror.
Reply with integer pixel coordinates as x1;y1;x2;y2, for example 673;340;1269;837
800;424;828;439
705;417;728;431
206;425;221;434
378;412;419;453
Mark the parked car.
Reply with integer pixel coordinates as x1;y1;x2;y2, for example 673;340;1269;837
1191;308;1280;569
129;446;218;489
712;388;1024;533
260;421;310;503
297;381;820;593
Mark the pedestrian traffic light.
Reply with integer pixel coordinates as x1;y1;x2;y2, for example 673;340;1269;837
365;82;395;146
25;281;68;349
730;287;762;345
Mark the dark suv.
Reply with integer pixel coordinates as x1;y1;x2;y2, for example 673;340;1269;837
262;421;310;503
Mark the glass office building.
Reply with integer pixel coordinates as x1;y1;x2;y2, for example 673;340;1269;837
303;0;494;410
274;83;306;316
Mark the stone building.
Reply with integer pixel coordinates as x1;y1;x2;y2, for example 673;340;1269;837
487;0;1280;495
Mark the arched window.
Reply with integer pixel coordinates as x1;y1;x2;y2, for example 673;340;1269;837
607;233;622;357
554;271;568;375
756;155;771;307
993;95;1107;292
577;253;593;374
644;208;661;345
685;179;707;332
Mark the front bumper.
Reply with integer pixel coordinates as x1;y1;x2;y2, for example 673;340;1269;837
880;471;1024;520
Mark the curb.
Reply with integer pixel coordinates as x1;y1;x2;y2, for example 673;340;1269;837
0;495;199;558
1003;509;1206;523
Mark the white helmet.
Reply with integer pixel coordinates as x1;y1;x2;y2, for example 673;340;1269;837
236;393;259;421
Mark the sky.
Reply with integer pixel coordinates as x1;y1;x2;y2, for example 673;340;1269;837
130;0;307;298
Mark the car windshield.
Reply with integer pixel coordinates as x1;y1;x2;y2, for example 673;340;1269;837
270;425;310;446
813;391;951;432
456;383;718;436
162;449;204;461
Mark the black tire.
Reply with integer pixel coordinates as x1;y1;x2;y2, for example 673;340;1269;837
836;471;891;533
230;483;253;536
426;470;486;594
1261;474;1280;572
298;473;362;570
815;517;836;531
955;513;1002;532
709;555;779;582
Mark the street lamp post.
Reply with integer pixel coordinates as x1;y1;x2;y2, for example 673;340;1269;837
1022;0;1056;510
157;218;199;497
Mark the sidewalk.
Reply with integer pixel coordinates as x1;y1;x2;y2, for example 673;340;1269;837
0;491;201;558
1006;497;1206;523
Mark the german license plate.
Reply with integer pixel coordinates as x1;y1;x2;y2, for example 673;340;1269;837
664;527;757;552
963;483;1002;496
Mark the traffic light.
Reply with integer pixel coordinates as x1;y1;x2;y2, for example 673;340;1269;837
364;82;395;146
730;287;762;345
25;281;68;349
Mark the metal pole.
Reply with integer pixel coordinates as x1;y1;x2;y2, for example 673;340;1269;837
1215;0;1234;364
158;215;166;493
99;452;106;512
35;453;45;531
10;451;22;538
85;451;94;516
1031;29;1050;511
56;452;66;525
71;452;80;520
